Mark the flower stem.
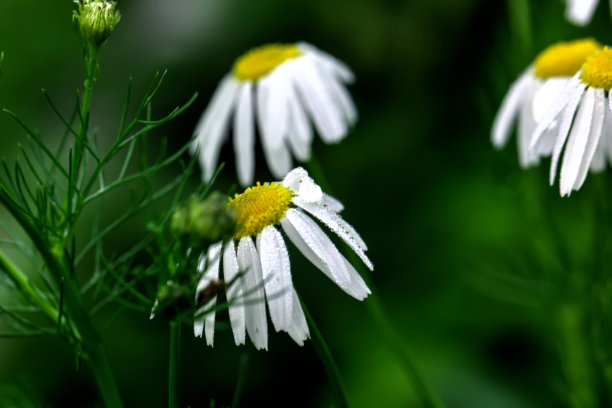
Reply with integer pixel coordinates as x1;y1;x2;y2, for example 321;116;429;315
300;298;350;408
169;320;182;408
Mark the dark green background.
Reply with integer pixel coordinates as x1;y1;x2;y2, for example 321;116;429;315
0;0;610;407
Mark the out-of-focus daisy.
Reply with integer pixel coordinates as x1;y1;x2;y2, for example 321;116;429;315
194;167;372;349
492;39;601;167
565;0;600;26
531;47;612;196
191;43;357;186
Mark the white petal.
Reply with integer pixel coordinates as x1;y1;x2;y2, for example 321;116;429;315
549;83;585;185
531;73;585;150
491;69;532;148
604;102;612;165
322;194;344;213
261;67;291;150
566;0;599;25
293;198;372;270
287;126;311;162
193;76;240;182
261;137;292;179
590;143;606;172
299;42;355;83
282;167;323;202
574;88;606;190
287;88;313;145
223;241;245;345
532;78;566;123
291;56;347;143
237;237;268;350
320;73;357;126
518;82;538;167
281;209;352;292
194;243;222;346
256;226;293;332
560;88;595;196
286;289;310;346
233;81;255;186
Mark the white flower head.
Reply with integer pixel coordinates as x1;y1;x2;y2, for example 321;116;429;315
492;39;601;168
191;43;357;186
531;46;612;196
193;167;372;350
565;0;600;26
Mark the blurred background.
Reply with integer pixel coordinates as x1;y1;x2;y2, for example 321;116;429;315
1;0;612;407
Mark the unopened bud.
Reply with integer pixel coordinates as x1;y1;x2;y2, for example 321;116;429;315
73;0;121;45
171;192;237;243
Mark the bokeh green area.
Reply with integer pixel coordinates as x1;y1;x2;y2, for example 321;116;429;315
1;0;612;407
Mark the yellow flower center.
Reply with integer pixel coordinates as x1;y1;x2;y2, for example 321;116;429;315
233;44;302;81
534;39;601;79
580;47;612;90
229;182;294;239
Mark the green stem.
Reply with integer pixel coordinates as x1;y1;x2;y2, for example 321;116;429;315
300;299;350;408
506;0;532;59
169;320;182;408
0;187;123;407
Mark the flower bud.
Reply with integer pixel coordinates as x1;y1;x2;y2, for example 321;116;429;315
73;0;121;45
171;193;237;243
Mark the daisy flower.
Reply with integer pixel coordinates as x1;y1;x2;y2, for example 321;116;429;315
191;42;357;187
492;39;601;167
565;0;600;26
194;167;372;350
531;47;612;196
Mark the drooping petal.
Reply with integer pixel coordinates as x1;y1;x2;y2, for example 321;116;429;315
193;76;241;181
194;243;222;346
566;0;599;26
518;82;539;167
293;198;372;269
286;289;310;346
223;241;245;345
281;209;352;292
574;88;606;190
256;226;293;332
287;126;311;162
532;78;566;123
531;73;585;150
491;69;532;148
261;66;291;150
233;81;255;186
292;55;347;143
320;71;357;126
237;237;268;350
287;85;313;145
560;87;595;196
549;82;586;185
299;42;355;83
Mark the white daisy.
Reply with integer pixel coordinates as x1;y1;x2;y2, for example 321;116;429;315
565;0;600;26
194;167;372;350
191;43;357;186
492;39;601;168
530;47;612;196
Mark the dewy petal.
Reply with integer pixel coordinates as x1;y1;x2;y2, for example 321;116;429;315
256;225;293;332
491;69;532;148
549;82;585;185
223;241;245;346
237;237;268;350
531;73;585;150
574;88;606;190
286;289;310;346
282;167;323;203
322;193;345;213
292;54;347;143
194;243;222;346
566;0;599;25
299;42;355;83
233;81;255;186
560;88;595;196
281;209;352;292
293;198;373;270
193;76;240;182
